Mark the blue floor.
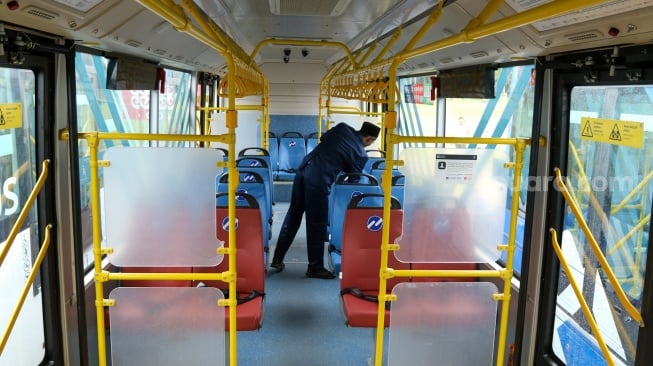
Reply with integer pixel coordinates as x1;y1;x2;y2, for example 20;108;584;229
235;203;382;366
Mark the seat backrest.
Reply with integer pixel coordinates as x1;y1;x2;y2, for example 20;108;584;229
328;173;382;252
369;159;402;185
236;156;274;207
238;148;274;201
306;132;318;155
216;170;270;248
215;147;229;161
340;194;407;293
363;150;385;173
277;132;306;179
268;134;279;179
195;192;265;293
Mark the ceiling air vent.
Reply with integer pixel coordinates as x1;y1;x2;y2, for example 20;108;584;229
565;30;603;42
440;58;454;64
24;6;59;20
153;49;167;56
268;0;352;16
470;51;489;58
125;40;142;48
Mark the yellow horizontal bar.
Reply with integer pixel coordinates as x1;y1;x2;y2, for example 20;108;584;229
59;129;231;144
388;134;529;146
393;269;502;278
107;272;226;282
197;105;264;112
328;109;384;117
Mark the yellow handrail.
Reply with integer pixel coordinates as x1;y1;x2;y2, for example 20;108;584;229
553;167;644;326
0;160;50;268
549;228;615;366
1;224;53;355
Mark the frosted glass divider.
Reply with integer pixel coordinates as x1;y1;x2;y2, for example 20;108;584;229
103;147;223;266
388;282;498;366
109;287;225;366
397;148;509;262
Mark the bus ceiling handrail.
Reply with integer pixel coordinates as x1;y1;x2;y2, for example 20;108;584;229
553;167;644;327
549;228;616;366
0;160;50;269
0;224;53;356
322;0;610;103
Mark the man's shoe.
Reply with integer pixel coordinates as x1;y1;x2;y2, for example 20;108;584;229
306;267;336;279
270;260;285;272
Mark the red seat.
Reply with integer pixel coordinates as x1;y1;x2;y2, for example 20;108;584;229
339;194;407;327
193;192;265;331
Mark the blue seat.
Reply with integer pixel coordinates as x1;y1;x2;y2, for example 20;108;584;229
363;149;385;174
215;147;229;161
306;132;319;155
237;155;274;206
369;159;402;185
268;133;279;180
327;173;382;273
216;170;271;264
277;132;306;181
391;174;405;206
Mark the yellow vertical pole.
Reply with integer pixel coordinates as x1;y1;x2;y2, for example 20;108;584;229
372;58;400;366
493;139;525;366
88;133;108;366
224;55;239;366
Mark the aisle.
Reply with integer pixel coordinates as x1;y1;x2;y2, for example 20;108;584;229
235;203;379;366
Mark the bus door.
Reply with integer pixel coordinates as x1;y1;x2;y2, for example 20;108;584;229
0;52;62;364
536;45;653;366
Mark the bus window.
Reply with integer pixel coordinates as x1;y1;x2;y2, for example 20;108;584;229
74;53;195;270
0;67;45;365
399;65;535;275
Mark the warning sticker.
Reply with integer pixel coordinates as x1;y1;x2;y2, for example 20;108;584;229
0;103;23;130
434;153;476;183
579;117;643;149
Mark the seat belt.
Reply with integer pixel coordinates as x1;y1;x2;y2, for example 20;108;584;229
340;287;390;310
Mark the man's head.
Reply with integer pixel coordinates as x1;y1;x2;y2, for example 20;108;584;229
359;121;380;146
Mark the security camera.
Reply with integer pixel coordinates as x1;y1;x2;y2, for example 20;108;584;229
302;48;309;57
283;48;291;56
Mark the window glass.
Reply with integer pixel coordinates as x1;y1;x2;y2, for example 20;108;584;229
398;65;535;275
0;67;45;365
552;85;652;366
75;53;194;269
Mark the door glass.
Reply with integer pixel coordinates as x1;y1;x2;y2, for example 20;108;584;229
553;85;652;366
0;67;45;364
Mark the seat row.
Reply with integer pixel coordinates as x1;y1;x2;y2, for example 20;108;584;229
110;191;478;332
268;132;317;181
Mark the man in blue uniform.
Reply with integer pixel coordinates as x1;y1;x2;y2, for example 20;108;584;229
270;121;380;279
